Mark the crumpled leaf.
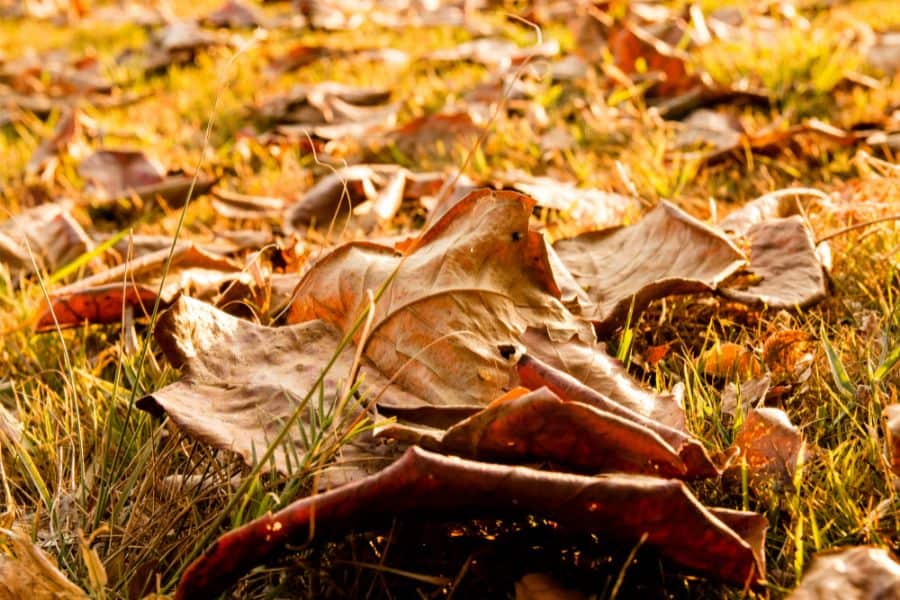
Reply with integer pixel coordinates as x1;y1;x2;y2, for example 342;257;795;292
698;342;763;380
265;43;408;78
762;329;815;382
174;446;766;599
256;82;396;140
0;527;89;600
504;175;637;229
124;21;228;75
211;188;284;220
382;111;483;157
720;216;827;310
78;149;216;206
727;407;803;488
0;49;112;97
376;386;694;478
283;164;445;230
35;243;247;331
137;295;413;479
289;190;680;426
0;202;92;279
26;108;87;178
789;546;900;600
721;376;771;418
429;37;559;71
553;201;746;330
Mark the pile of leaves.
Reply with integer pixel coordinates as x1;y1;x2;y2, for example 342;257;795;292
2;0;900;598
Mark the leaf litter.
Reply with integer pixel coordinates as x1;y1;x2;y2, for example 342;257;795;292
4;0;900;598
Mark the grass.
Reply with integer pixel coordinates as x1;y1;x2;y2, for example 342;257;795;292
2;0;900;598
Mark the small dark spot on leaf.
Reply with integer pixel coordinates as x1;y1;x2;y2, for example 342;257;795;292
498;345;516;359
511;231;523;241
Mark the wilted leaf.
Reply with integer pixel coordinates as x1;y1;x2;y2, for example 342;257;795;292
137;295;412;480
125;21;227;75
78;149;216;206
256;82;396;140
718;189;812;237
26;108;85;178
674;109;744;152
377;386;693;478
429;37;559;71
505;175;637;229
728;407;803;488
515;573;587;600
553;201;746;331
790;546;900;600
383;111;483;157
866;32;900;76
211;188;284;220
607;20;697;98
883;404;900;478
199;0;266;29
762;330;815;381
289;190;680;426
720;217;828;310
698;342;763;380
0;202;92;279
35;243;247;330
721;376;770;418
0;527;89;600
283;165;445;230
174;447;766;599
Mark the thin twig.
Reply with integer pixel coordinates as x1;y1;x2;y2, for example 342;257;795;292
817;215;900;244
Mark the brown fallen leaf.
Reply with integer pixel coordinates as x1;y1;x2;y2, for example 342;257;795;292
515;573;587;600
283;164;446;231
376;386;693;478
137;295;414;480
883;404;900;479
289;190;681;426
0;527;89;600
0;202;92;280
36;283;158;332
429;37;559;71
516;354;712;476
866;32;900;77
607;19;698;98
26;108;87;178
199;0;266;29
728;407;803;488
174;447;766;599
762;329;815;381
123;21;228;75
211;188;284;220
35;243;248;331
382;111;483;158
789;546;900;600
553;201;746;331
721;376;771;418
698;342;763;380
717;188;812;237
720;216;828;310
256;82;396;140
78;149;216;206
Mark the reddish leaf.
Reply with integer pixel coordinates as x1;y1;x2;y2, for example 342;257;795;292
883;404;900;479
728;408;803;488
175;447;766;599
36;283;158;332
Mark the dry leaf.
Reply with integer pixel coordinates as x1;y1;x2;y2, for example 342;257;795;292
728;408;803;488
289;190;680;425
199;0;266;29
553;201;746;331
762;330;815;381
790;547;900;600
35;243;247;331
78;149;216;206
211;189;284;220
698;343;763;380
721;376;771;418
0;527;89;600
720;217;827;310
0;201;92;279
883;404;900;479
515;573;587;600
429;37;559;70
174;447;766;599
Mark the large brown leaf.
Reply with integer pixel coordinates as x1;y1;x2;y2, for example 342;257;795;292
174;447;766;599
288;189;679;425
553;201;746;331
137;295;417;480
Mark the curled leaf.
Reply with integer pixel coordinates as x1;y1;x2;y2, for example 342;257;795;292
175;447;766;599
790;546;900;599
